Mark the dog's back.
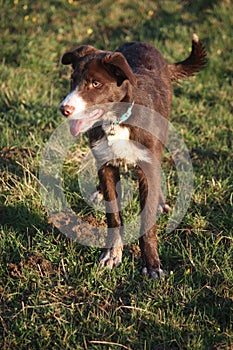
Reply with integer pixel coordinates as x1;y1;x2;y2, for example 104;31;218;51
117;42;168;73
116;42;172;118
116;36;206;118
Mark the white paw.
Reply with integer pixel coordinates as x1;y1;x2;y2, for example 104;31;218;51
99;247;123;269
90;189;104;203
158;203;171;214
142;267;167;280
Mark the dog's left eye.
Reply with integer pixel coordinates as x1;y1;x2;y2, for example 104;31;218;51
92;80;102;88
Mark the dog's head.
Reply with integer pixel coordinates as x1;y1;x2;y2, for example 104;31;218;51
59;45;136;136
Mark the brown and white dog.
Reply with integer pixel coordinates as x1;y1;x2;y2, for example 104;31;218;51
60;34;206;279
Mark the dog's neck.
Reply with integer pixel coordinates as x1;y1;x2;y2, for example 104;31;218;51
102;101;134;136
113;101;134;125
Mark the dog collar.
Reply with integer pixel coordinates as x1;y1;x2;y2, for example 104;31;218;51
102;101;135;136
113;101;135;125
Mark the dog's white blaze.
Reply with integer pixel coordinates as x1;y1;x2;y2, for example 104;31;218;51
60;89;86;118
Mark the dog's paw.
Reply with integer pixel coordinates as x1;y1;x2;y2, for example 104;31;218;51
142;267;167;280
90;189;104;204
99;247;123;269
158;203;171;214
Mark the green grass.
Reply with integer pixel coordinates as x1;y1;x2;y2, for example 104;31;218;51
0;0;233;349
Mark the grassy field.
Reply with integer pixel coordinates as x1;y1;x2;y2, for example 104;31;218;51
0;0;232;349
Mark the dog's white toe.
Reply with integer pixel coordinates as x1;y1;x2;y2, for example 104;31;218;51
99;247;123;269
90;189;104;203
142;267;167;279
158;203;172;214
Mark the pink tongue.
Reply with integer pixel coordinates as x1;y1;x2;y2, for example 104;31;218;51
70;119;83;136
69;109;104;136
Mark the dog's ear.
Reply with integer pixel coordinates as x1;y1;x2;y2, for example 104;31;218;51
61;45;99;67
102;52;136;86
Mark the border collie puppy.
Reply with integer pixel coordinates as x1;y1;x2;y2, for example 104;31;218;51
60;34;206;279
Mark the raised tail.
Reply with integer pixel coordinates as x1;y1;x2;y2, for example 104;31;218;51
168;34;207;81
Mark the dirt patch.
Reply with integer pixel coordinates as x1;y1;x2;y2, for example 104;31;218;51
8;253;55;278
48;210;107;247
126;243;141;258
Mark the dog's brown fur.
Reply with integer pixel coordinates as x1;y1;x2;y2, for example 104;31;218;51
60;34;206;278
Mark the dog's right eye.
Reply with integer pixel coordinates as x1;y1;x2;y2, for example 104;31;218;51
92;80;102;88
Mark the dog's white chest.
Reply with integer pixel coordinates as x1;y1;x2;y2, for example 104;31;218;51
105;124;130;147
93;124;151;166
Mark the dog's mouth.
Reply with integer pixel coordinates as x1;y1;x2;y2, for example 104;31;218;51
69;109;104;136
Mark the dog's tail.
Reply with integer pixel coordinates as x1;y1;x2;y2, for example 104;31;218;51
168;34;207;81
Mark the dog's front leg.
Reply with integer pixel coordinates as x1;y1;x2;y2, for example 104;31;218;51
98;164;123;268
137;164;166;279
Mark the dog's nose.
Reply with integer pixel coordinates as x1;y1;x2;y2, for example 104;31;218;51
60;105;75;117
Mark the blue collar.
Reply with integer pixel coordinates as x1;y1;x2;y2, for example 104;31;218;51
113;101;135;125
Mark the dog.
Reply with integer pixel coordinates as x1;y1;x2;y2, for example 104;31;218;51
59;34;206;279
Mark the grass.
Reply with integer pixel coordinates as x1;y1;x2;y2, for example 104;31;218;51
0;0;232;349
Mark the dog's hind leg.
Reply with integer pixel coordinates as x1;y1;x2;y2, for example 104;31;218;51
98;165;123;268
158;187;171;214
137;163;166;279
